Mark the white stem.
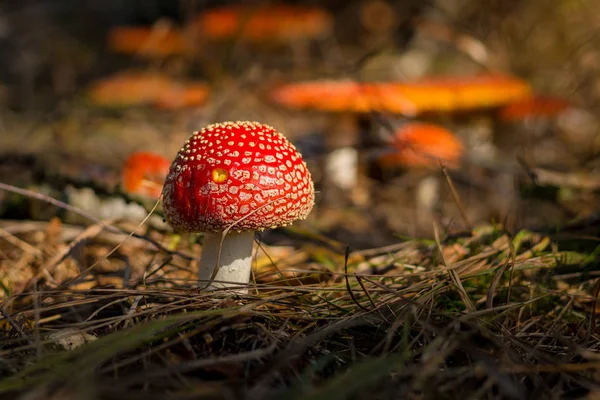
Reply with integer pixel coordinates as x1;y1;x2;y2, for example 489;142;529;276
325;147;359;191
198;230;255;292
415;176;440;232
416;176;440;213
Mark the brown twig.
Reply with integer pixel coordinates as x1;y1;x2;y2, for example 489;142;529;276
440;163;473;231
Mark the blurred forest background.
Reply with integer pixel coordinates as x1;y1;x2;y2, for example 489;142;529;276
2;1;600;399
2;0;600;243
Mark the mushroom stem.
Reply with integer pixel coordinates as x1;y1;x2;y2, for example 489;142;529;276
198;230;255;292
322;114;360;205
325;146;359;192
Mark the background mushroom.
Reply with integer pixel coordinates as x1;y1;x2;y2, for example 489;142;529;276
497;95;571;123
192;4;332;44
87;71;210;110
378;122;464;170
270;73;529;207
121;151;171;199
494;94;572;164
270;79;405;207
162;121;315;292
107;24;187;59
376;122;464;229
190;3;333;74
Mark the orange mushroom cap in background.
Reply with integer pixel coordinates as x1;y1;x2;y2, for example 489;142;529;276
122;151;171;199
192;4;332;43
386;74;533;116
271;80;370;112
107;25;187;57
154;81;210;109
497;95;571;122
379;123;464;169
87;72;209;109
270;80;418;113
87;72;174;107
271;74;532;116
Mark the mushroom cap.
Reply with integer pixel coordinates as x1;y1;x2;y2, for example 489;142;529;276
497;95;571;122
107;25;186;57
154;81;210;110
271;80;385;113
192;4;332;43
379;122;464;169
87;72;209;109
270;74;532;116
122;151;171;199
88;72;173;107
388;74;533;115
162;121;315;233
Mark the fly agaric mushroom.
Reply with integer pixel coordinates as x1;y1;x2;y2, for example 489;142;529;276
271;74;531;116
271;73;530;205
494;95;573;167
375;122;464;232
122;151;171;199
87;71;209;110
192;4;332;43
191;4;332;74
107;25;187;58
65;152;170;226
87;72;171;107
270;80;407;206
379;122;464;170
153;81;210;110
162;121;315;291
497;95;570;122
385;73;532;115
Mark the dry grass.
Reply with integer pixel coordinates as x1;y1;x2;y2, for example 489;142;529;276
1;1;600;398
0;206;599;399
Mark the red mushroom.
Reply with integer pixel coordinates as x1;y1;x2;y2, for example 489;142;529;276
379;122;464;170
162;121;315;291
376;122;464;227
107;25;187;58
192;4;332;43
497;95;571;122
122;151;171;199
87;71;210;110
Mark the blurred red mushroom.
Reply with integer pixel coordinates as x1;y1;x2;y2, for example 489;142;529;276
87;72;171;107
154;81;210;110
497;95;571;122
271;80;415;206
271;79;413;113
107;24;187;58
387;73;533;116
379;122;464;170
271;73;530;209
192;4;332;43
122;151;170;199
87;71;209;110
494;95;574;168
375;123;465;232
190;4;333;74
387;73;532;164
272;74;531;116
